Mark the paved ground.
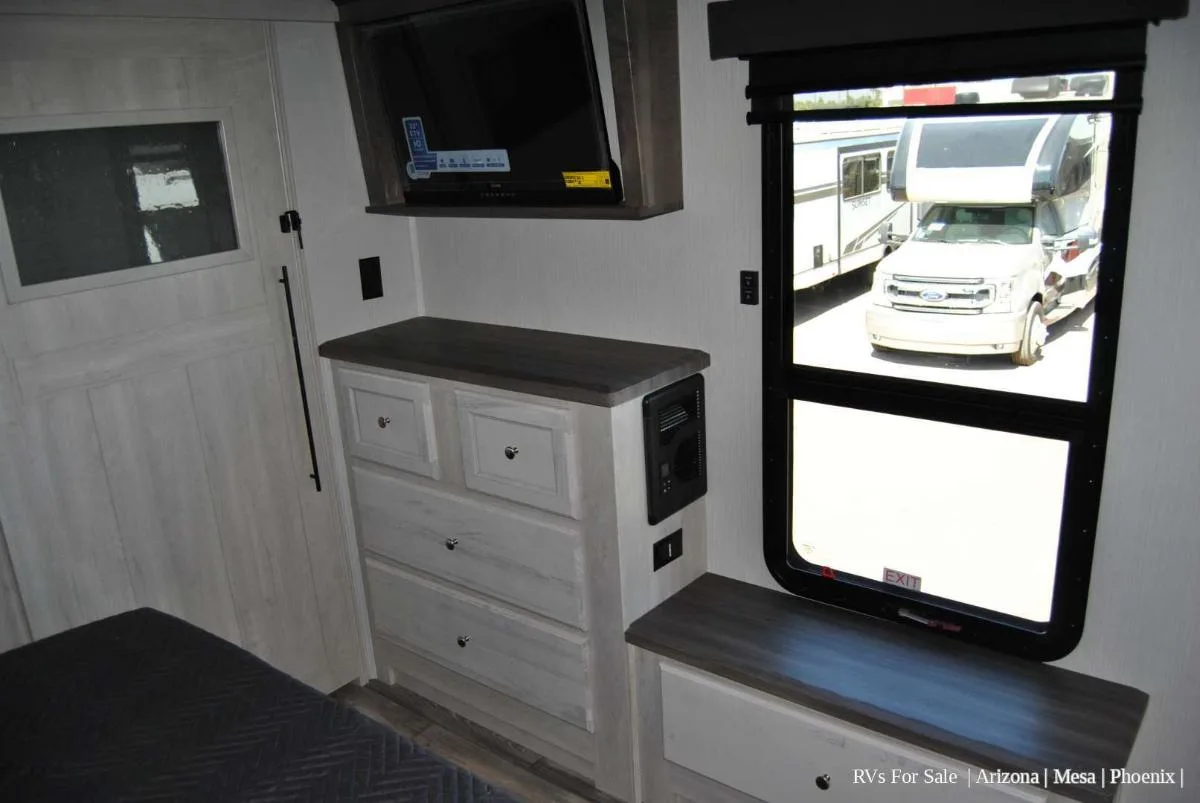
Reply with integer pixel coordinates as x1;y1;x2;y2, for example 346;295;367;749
788;272;1095;622
793;272;1095;402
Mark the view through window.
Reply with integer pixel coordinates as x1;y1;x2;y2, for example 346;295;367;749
783;73;1120;635
792;75;1113;404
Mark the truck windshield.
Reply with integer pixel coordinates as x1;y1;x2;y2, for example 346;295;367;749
912;204;1034;245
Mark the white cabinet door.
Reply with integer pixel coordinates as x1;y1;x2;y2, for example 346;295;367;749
661;662;1046;803
367;559;593;731
455;391;579;518
338;367;438;478
353;466;585;627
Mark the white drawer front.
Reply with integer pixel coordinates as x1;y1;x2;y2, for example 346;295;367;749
456;391;578;518
660;662;1046;803
367;559;593;731
339;368;437;478
354;466;586;628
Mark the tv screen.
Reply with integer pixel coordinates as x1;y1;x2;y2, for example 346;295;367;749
364;0;621;206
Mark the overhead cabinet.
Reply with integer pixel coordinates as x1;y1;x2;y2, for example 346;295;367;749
334;0;683;220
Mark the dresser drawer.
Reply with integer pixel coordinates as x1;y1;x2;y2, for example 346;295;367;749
660;662;1046;803
455;391;579;518
367;559;593;731
354;466;586;628
338;367;438;478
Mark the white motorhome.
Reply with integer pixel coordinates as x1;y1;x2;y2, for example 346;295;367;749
793;122;917;290
866;113;1107;364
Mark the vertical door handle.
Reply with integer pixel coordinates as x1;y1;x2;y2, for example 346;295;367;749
279;266;321;492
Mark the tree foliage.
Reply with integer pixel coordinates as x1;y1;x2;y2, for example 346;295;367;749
794;89;883;111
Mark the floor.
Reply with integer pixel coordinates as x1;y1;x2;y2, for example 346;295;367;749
333;681;623;803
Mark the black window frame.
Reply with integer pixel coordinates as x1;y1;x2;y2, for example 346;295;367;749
761;51;1145;660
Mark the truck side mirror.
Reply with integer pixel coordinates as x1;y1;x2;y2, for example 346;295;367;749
1075;226;1098;250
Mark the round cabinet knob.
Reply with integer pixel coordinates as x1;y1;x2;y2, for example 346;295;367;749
503;445;519;460
445;538;459;551
815;775;831;791
456;636;471;648
377;416;391;428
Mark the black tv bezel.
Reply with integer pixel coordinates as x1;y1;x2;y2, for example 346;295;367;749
357;0;623;207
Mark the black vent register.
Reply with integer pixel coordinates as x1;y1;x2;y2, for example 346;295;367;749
642;374;707;525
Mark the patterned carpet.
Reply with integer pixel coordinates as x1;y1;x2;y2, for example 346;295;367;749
0;609;519;802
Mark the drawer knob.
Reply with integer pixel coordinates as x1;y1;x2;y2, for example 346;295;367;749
456;635;471;648
815;775;831;791
445;538;459;551
503;445;519;460
377;416;391;428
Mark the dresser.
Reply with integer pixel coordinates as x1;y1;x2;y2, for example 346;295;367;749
319;317;711;801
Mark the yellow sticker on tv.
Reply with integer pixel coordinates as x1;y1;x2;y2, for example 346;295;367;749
562;170;612;189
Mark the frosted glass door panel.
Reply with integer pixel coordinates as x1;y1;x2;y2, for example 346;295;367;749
0;122;238;289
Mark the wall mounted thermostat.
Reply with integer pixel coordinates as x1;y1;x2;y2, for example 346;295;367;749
642;374;706;525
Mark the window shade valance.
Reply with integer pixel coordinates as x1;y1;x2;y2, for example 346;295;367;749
707;0;1187;61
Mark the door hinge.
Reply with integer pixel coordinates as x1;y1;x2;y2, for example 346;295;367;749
279;209;304;249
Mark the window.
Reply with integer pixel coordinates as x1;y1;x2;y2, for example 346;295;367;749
840;153;881;200
760;51;1141;658
0;113;245;303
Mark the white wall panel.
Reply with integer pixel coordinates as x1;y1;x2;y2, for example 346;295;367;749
1056;13;1200;802
416;1;771;589
272;21;422;343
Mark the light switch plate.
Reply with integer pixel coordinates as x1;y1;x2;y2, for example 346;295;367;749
653;529;683;571
359;256;383;300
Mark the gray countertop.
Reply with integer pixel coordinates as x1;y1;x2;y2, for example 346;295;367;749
318;317;710;407
627;573;1148;803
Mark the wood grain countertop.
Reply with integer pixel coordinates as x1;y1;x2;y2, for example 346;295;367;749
318;317;710;407
626;573;1148;803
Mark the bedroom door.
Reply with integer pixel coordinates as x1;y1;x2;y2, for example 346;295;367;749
0;15;359;690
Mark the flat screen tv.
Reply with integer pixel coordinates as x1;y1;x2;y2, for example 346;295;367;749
360;0;621;206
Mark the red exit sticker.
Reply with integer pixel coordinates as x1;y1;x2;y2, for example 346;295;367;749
883;568;922;591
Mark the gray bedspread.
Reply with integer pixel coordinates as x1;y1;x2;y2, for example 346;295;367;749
0;608;520;802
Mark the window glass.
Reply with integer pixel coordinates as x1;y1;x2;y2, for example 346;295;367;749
792;103;1112;403
841;157;862;199
0;122;238;288
792;401;1067;622
914;118;1045;168
791;72;1114;111
861;154;881;194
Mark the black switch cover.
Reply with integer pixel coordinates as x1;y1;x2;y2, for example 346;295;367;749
359;256;383;300
740;270;758;305
653;529;683;571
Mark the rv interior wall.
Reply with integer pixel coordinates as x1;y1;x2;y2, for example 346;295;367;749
271;21;422;343
413;5;1200;801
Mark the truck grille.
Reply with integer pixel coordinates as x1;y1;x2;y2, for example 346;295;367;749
885;277;994;310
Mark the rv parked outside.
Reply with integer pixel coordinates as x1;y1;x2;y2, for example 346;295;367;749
865;113;1108;365
792;122;917;290
1011;75;1068;99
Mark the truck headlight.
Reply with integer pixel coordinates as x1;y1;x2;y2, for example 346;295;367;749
871;271;891;306
993;280;1013;313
